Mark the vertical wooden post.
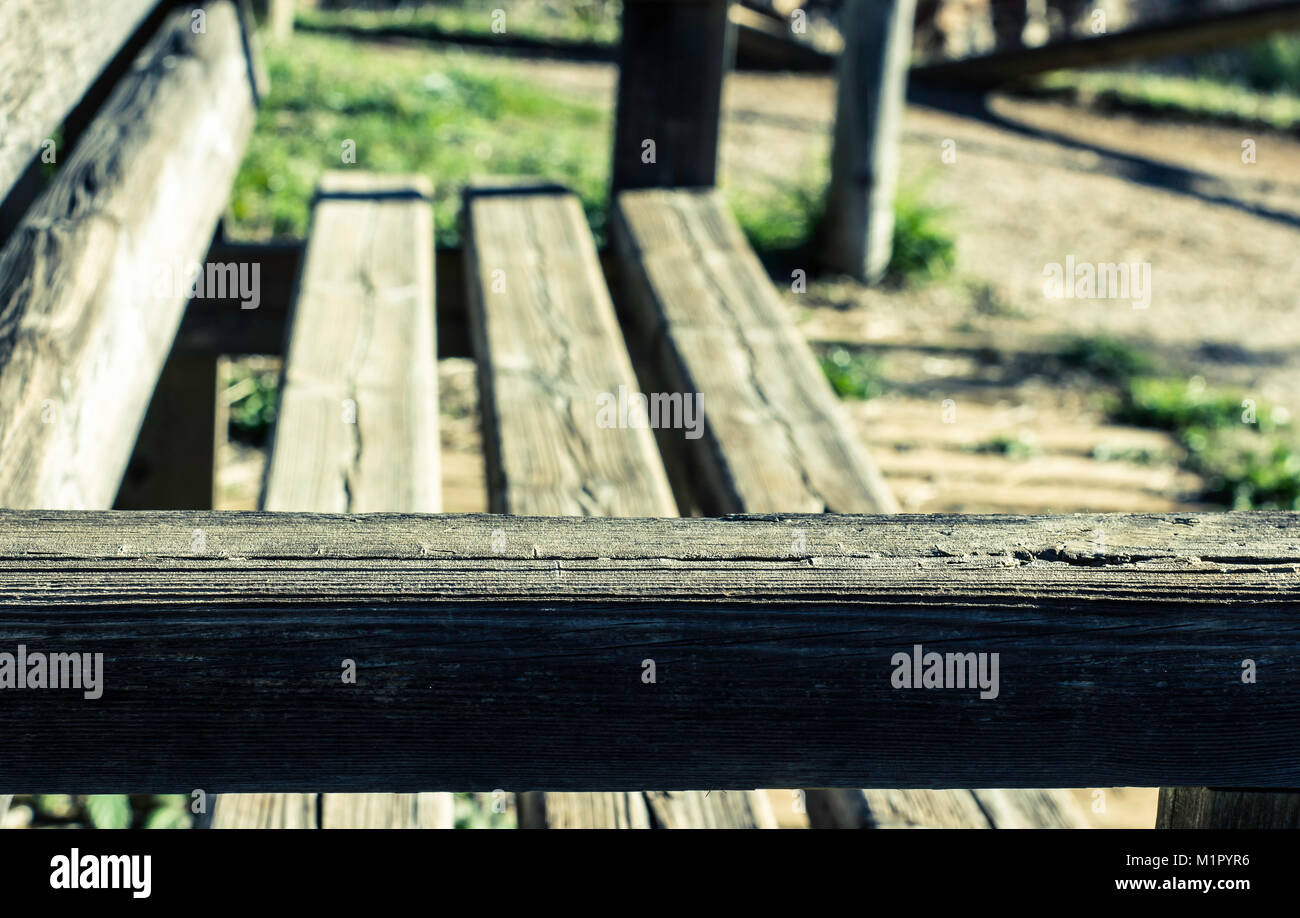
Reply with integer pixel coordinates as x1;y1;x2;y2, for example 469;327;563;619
251;0;294;41
611;0;734;192
819;0;916;284
113;353;220;511
1157;788;1300;829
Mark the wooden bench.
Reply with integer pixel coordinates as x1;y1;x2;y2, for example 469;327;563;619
1;0;1294;832
209;172;450;829
463;180;775;828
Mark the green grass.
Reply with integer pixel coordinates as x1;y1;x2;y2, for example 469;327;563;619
817;346;884;400
296;0;621;47
229;32;610;245
1060;336;1300;509
226;360;280;446
966;432;1041;459
887;181;957;285
1032;69;1300;132
17;794;192;829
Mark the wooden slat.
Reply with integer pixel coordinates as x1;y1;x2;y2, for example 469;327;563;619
262;172;439;515
210;172;447;829
464;183;676;518
2;510;1298;794
464;183;772;828
613;188;897;517
0;0;159;206
0;1;256;510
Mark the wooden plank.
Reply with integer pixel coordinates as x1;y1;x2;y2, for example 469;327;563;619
1156;788;1300;829
210;172;447;830
208;793;316;829
464;182;770;828
262;172;439;515
114;354;219;510
463;183;675;519
0;0;159;206
613;188;897;516
912;0;1300;88
819;0;916;283
807;789;992;828
611;0;734;192
2;510;1298;794
0;1;257;510
320;793;453;830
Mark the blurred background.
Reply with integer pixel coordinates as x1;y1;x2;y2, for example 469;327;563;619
8;0;1298;829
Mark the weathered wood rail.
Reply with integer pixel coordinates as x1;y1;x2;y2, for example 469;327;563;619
1;510;1297;794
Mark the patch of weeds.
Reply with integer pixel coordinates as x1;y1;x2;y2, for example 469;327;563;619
966;432;1041;459
818;346;884;400
1057;334;1153;383
1061;335;1300;509
20;794;193;829
886;181;956;286
730;167;827;256
226;361;280;446
454;792;513;829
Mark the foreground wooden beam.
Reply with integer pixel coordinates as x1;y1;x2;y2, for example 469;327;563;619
0;510;1296;794
0;1;257;510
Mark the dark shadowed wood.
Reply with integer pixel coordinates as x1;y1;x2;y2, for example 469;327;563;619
912;0;1300;89
0;1;257;510
613;188;897;516
611;0;733;192
463;183;771;827
114;355;219;511
819;0;916;283
1156;787;1300;829
0;0;159;206
211;172;448;829
0;510;1297;794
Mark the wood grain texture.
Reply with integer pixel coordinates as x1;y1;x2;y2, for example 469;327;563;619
0;1;256;510
611;0;733;191
463;184;771;827
819;0;916;283
1156;787;1300;829
613;188;897;516
262;172;439;514
0;0;159;205
1;510;1297;794
463;184;676;518
212;172;448;829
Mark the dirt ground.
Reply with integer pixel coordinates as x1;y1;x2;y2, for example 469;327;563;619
218;57;1300;828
